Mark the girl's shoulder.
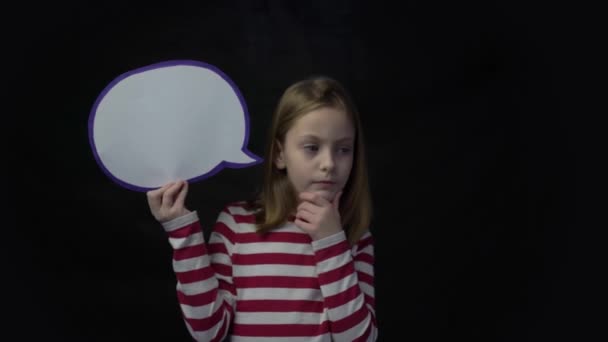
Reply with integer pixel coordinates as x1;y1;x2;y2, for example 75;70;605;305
221;200;260;216
215;200;261;234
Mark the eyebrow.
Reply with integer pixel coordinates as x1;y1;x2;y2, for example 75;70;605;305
298;134;354;143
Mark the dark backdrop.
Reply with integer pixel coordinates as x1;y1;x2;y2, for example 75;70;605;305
6;1;603;341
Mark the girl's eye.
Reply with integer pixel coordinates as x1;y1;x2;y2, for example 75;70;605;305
304;145;319;152
339;147;352;154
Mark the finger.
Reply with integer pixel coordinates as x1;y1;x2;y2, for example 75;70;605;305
297;201;319;215
147;182;174;211
299;191;330;207
295;217;314;231
296;210;315;224
162;181;183;207
332;191;343;211
148;182;174;198
174;180;189;208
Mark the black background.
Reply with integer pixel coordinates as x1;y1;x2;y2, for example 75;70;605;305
5;1;604;341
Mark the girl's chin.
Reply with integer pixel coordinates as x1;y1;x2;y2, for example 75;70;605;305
307;190;335;202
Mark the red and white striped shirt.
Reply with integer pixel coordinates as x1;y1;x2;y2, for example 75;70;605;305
162;202;377;341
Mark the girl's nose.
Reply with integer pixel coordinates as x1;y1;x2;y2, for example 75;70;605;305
320;150;335;172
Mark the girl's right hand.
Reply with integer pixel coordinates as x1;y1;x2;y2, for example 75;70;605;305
146;180;191;223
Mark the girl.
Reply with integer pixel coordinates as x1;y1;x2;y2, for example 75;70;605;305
147;76;377;341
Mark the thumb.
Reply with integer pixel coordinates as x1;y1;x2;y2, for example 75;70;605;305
332;191;343;211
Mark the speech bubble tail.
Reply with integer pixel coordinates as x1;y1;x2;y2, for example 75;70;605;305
225;149;263;168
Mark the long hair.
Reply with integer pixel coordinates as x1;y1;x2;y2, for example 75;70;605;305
249;76;372;245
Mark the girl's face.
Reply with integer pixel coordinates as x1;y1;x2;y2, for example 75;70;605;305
275;106;355;202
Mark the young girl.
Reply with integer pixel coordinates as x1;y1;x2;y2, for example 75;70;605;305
147;76;377;341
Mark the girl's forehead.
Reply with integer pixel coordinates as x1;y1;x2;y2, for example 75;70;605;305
289;107;354;134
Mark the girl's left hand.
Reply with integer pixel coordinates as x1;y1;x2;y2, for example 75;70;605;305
295;191;343;241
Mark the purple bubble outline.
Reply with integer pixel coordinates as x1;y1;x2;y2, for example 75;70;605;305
88;60;263;192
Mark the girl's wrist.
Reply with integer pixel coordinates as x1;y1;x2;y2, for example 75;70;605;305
310;227;342;241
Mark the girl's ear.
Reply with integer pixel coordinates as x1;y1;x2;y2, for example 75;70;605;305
274;140;286;169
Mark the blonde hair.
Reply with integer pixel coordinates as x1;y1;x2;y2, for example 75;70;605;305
248;76;372;245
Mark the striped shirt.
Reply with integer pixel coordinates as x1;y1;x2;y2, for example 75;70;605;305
162;202;377;341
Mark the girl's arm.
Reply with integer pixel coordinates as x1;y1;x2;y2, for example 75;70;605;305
311;230;377;342
162;211;236;342
147;181;236;341
295;191;377;341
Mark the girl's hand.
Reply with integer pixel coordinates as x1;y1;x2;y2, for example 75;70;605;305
295;191;343;241
146;180;191;223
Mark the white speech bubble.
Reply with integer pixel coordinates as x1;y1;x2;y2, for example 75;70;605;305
88;60;263;191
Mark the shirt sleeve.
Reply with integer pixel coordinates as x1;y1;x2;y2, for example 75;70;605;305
162;210;238;342
311;230;377;341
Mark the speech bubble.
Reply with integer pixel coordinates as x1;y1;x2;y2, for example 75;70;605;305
88;60;263;192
